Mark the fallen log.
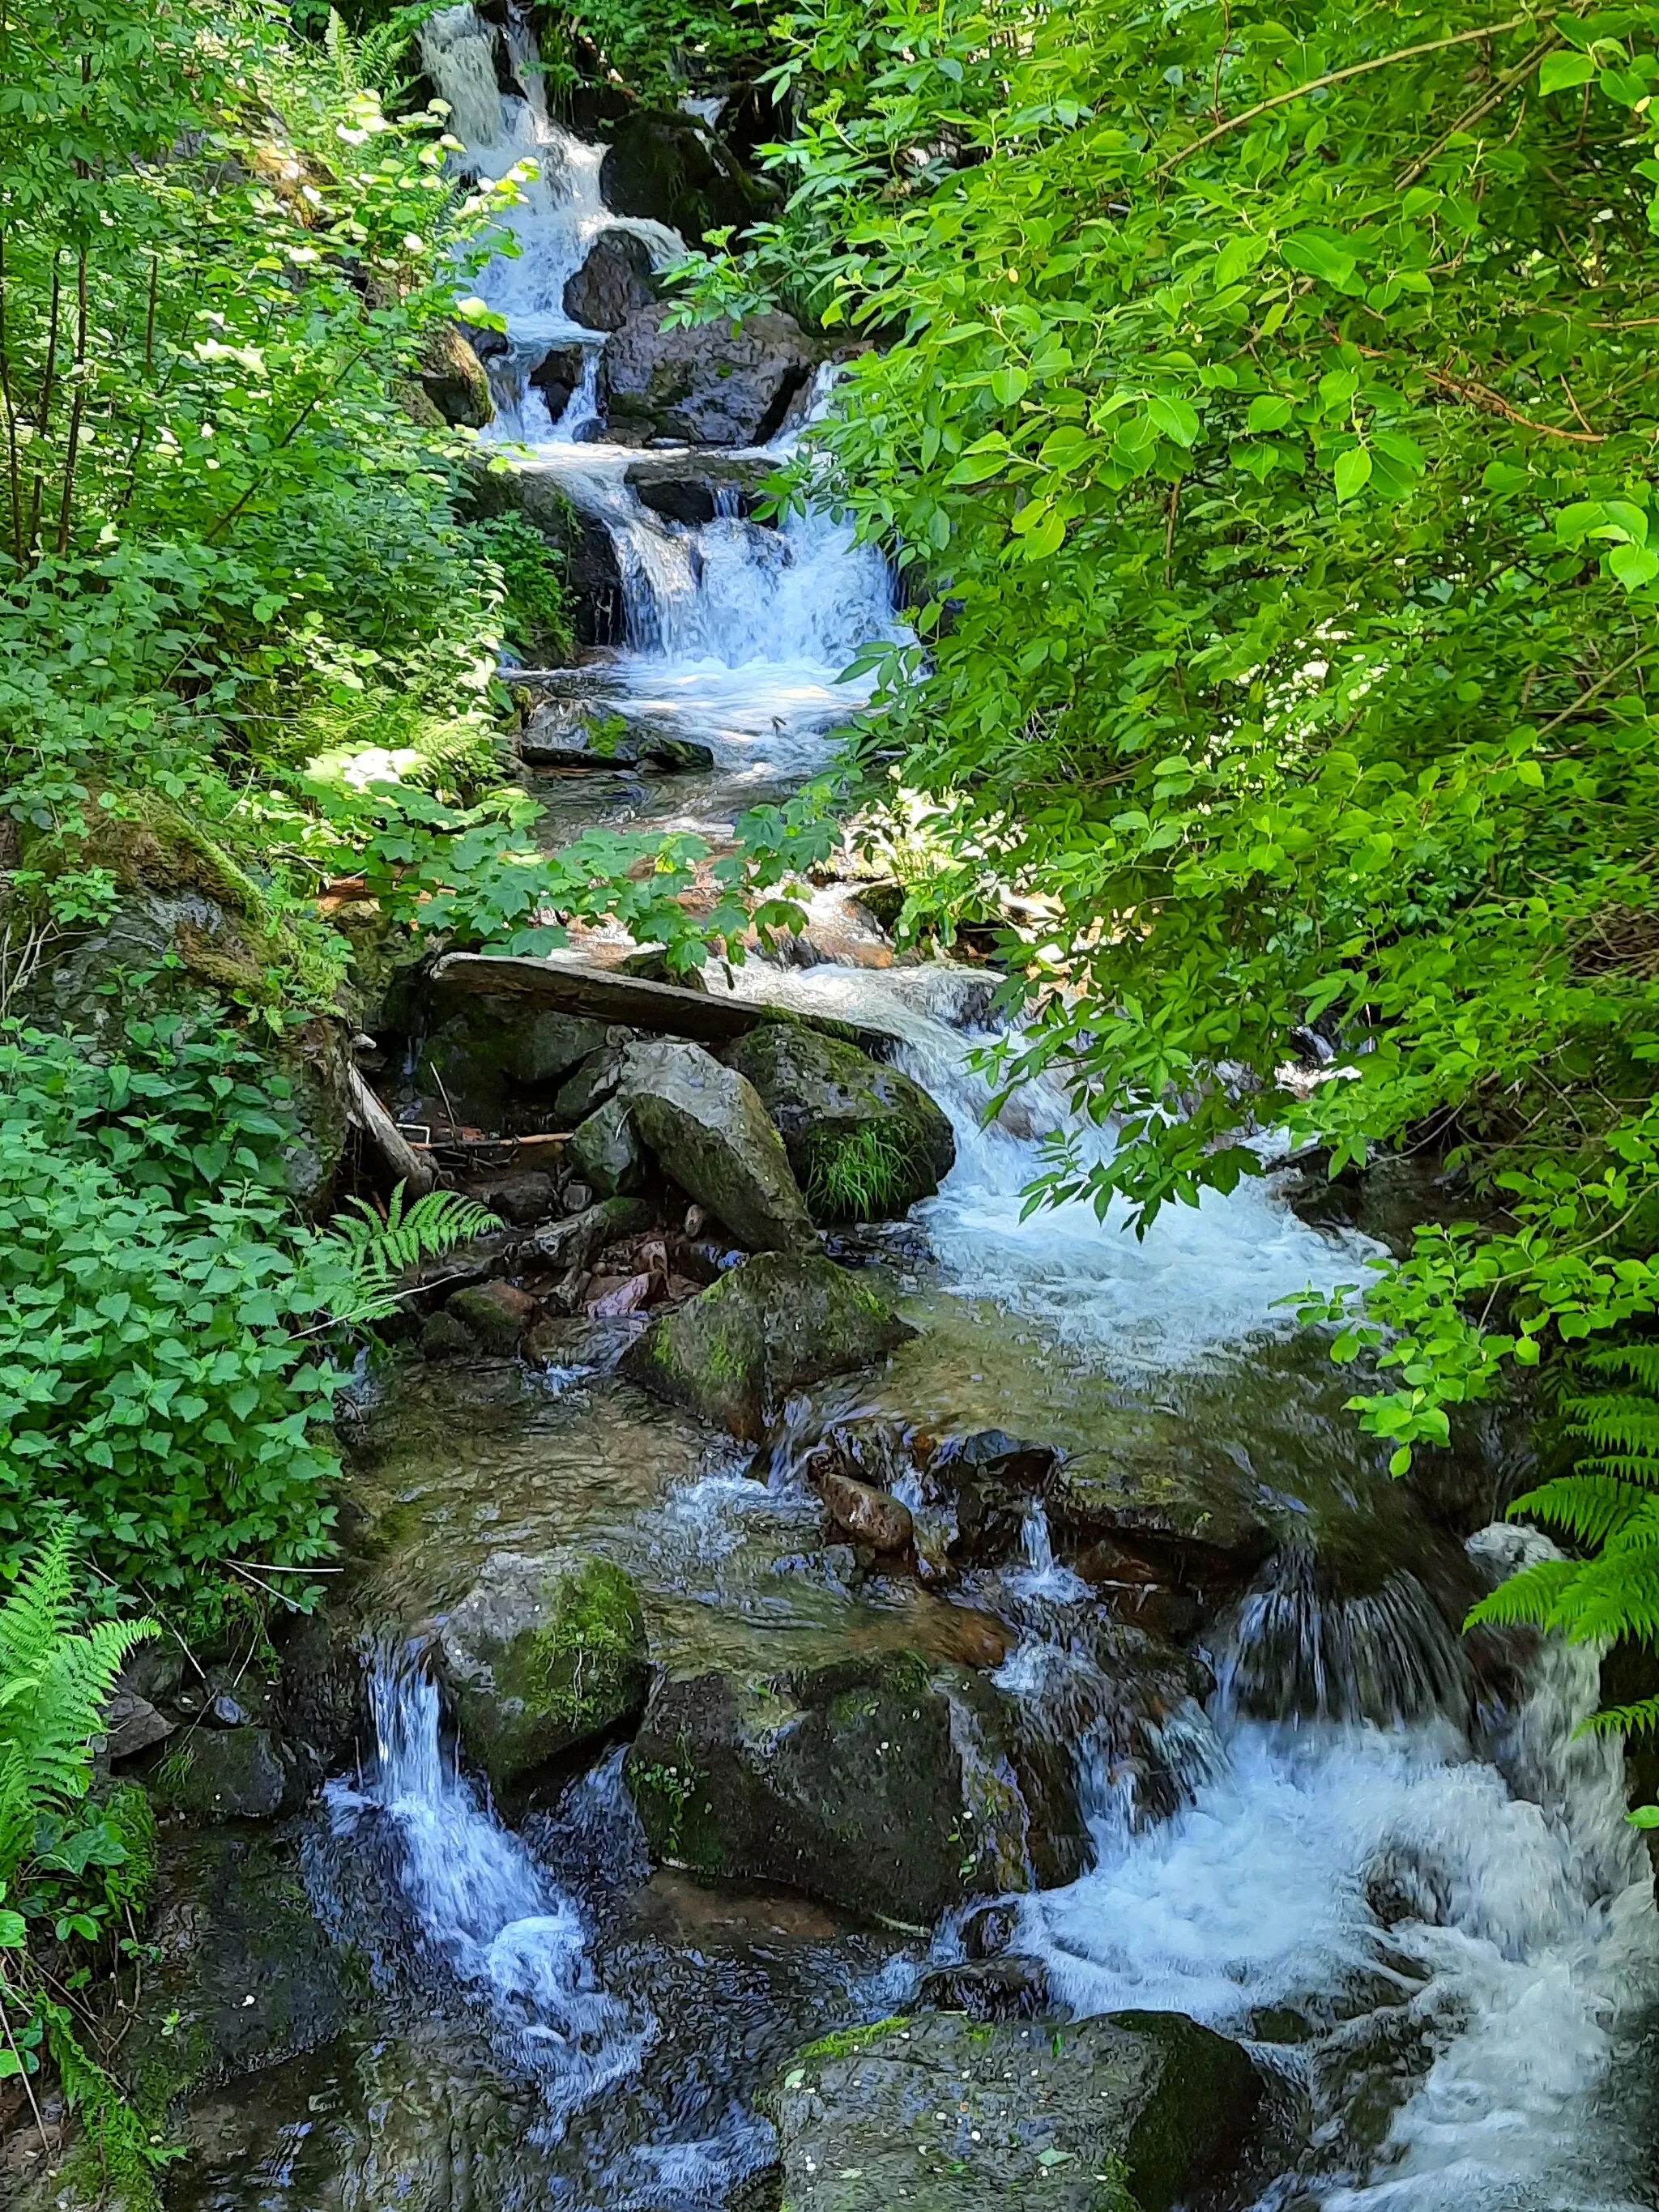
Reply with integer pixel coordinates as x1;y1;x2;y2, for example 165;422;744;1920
429;952;785;1043
347;1064;437;1196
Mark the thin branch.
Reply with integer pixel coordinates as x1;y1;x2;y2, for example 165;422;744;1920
54;248;88;556
36;262;60;431
1397;32;1558;187
203;348;366;543
0;232;22;569
1160;13;1533;174
1533;651;1646;741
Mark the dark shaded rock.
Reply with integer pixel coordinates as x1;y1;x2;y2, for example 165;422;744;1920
275;1609;367;1780
599;109;777;246
524;1192;647;1272
556;1051;625;1127
102;1687;173;1762
421;1309;476;1361
726;1023;956;1222
913;1954;1051;2020
446;1280;537;1354
152;1727;301;1822
120;1832;358;2116
1047;1448;1277;1580
820;1469;912;1554
641;734;715;771
436;1549;649;1792
568;1093;646;1197
519;698;641;768
625;451;774;524
603;300;820;446
419;321;495;428
621;1038;812;1253
807;1417;1055;1577
528;342;586;420
420;994;612;1125
623;1251;915;1442
625;1650;1079;1925
759;2009;1263;2212
464;464;626;646
562;230;658;330
459;1169;557;1225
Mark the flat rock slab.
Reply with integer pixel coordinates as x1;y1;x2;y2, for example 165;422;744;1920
431;952;774;1044
760;2010;1262;2212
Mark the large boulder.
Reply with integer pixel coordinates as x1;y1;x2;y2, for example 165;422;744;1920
758;2010;1262;2212
621;1251;915;1441
436;1549;650;1793
419;321;495;428
620;1038;814;1253
624;1651;1084;1926
420;995;613;1127
601;301;820;447
599;109;776;246
562;230;659;330
724;1023;956;1222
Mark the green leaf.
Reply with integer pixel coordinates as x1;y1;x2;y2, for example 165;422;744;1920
1334;446;1372;501
1539;50;1598;92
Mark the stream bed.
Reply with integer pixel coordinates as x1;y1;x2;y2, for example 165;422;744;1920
136;10;1659;2206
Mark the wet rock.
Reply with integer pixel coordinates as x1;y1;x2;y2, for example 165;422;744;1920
625;1651;1077;1925
599;109;777;246
275;1608;367;1780
527;341;586;420
1047;1447;1277;1582
642;734;715;771
620;1038;812;1253
445;1280;537;1354
622;1251;915;1442
568;1092;646;1197
760;2009;1262;2212
724;1023;956;1223
437;1549;650;1793
602;300;819;446
151;1726;302;1822
519;698;641;767
808;1418;1054;1577
459;1168;557;1225
821;1470;913;1554
419;320;495;428
119;1831;357;2115
913;1954;1052;2020
421;1309;476;1361
561;1176;595;1213
562;229;658;328
625;451;773;523
467;462;627;646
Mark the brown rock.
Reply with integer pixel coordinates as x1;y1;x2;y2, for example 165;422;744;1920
820;1470;913;1554
446;1279;538;1353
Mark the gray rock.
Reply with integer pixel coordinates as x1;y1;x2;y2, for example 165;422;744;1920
562;230;658;329
420;995;612;1125
437;1549;650;1792
554;1047;625;1125
602;301;820;446
625;1650;1082;1925
153;1727;301;1822
568;1093;646;1197
446;1280;538;1354
102;1687;173;1762
759;2010;1262;2212
621;1038;812;1253
724;1023;956;1222
524;1193;647;1273
622;1250;915;1441
459;1169;557;1225
421;1309;476;1361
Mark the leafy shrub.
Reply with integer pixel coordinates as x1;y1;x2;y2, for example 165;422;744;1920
463;514;575;668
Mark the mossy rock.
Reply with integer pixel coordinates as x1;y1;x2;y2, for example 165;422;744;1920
620;1038;814;1252
725;1023;956;1223
436;1549;650;1793
420;995;612;1127
623;1650;1083;1926
758;2008;1263;2212
419;320;495;428
621;1250;915;1442
148;1726;302;1822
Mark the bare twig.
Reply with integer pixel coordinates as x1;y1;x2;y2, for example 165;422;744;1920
1160;13;1533;174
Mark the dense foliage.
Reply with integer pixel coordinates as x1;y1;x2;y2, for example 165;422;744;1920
0;1526;161;2195
688;0;1659;1477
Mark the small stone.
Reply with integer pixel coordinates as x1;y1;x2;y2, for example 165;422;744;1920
102;1688;174;1762
207;1692;249;1728
555;1046;625;1127
820;1469;913;1554
463;1170;557;1225
562;1180;595;1215
568;1094;646;1199
446;1280;538;1354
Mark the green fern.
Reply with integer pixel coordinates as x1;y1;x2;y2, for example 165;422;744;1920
1469;1342;1659;1745
325;3;443;101
323;1182;501;1323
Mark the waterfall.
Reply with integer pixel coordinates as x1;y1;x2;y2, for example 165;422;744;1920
1004;1531;1659;2212
325;1645;646;2135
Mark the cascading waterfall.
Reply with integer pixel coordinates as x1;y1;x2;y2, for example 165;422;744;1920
325;1645;646;2137
1005;1531;1659;2211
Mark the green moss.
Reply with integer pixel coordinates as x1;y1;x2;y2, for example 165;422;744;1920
523;1558;646;1737
796;2015;908;2065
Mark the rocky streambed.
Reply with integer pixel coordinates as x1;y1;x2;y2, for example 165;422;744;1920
23;6;1659;2205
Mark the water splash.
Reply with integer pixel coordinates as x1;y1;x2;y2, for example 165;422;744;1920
325;1646;646;2137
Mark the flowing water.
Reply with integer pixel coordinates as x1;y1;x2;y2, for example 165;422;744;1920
160;17;1659;2209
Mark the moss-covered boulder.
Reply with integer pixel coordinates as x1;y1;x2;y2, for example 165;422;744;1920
568;1092;646;1197
420;995;613;1127
621;1251;915;1441
725;1023;957;1222
419;320;495;428
436;1550;650;1793
623;1651;1084;1926
620;1038;813;1252
757;2009;1262;2212
150;1726;303;1822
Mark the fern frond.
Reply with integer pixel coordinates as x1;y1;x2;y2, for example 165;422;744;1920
0;1520;78;1681
1563;1392;1659;1458
1465;1557;1579;1630
1582;1697;1659;1737
1503;1473;1647;1549
323;1183;501;1326
1581;1344;1659;1392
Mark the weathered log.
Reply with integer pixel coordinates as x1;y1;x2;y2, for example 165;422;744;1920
348;1064;437;1196
429;952;786;1044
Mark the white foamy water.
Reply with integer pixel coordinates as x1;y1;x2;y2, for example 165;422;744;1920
1010;1536;1659;2212
326;1647;646;2130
